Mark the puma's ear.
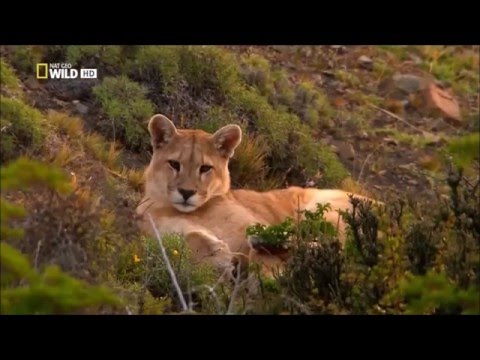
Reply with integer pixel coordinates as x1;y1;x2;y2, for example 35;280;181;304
212;124;242;158
148;114;178;149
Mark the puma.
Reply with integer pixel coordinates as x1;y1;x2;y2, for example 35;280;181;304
136;114;376;277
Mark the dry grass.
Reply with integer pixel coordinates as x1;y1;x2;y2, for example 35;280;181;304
81;134;121;170
47;110;84;138
52;143;82;167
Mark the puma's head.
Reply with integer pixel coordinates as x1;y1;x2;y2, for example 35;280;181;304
145;114;242;213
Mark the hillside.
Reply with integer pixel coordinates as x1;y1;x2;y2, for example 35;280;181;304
1;45;479;314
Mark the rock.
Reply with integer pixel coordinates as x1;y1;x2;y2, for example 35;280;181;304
330;144;339;154
312;74;323;86
331;45;347;53
321;70;335;78
358;55;373;70
24;76;41;90
384;98;407;114
408;54;423;65
383;137;398;146
398;163;416;172
424;83;462;126
45;78;100;102
392;73;430;94
407;179;419;186
357;131;369;140
334;97;348;108
75;101;89;115
338;143;355;161
53;98;68;107
418;155;440;171
422;131;442;146
300;47;313;57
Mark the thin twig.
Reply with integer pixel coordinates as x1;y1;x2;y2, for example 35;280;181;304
226;262;242;315
34;240;42;270
187;273;193;312
358;143;384;184
199;267;233;314
104;166;127;180
367;103;429;135
140;201;155;217
136;197;152;208
147;214;188;312
281;295;312;315
112;117;116;144
462;176;480;193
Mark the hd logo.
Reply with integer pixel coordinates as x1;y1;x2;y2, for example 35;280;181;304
36;63;97;79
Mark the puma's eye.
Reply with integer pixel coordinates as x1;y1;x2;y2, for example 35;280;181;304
168;160;180;171
199;165;213;174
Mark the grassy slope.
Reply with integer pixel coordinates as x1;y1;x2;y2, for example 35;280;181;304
0;45;479;314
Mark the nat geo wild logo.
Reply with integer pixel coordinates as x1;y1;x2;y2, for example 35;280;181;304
36;63;97;79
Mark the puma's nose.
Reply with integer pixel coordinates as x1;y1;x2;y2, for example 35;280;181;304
178;188;196;201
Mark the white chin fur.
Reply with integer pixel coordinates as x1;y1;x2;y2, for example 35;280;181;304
172;203;198;213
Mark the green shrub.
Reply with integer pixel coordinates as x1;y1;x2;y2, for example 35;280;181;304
0;159;122;314
228;85;348;186
0;58;22;96
93;76;155;151
270;69;296;107
447;133;480;170
178;46;239;100
387;271;479;315
239;53;274;97
249;162;479;315
65;45;123;72
1;242;121;315
127;46;181;92
292;81;334;128
0;97;46;163
9;46;44;74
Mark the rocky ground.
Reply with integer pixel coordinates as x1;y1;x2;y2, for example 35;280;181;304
225;45;478;200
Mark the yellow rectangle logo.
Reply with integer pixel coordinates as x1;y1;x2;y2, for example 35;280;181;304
36;63;48;79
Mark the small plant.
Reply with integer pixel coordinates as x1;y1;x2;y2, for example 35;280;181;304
246;203;338;254
247;219;296;253
405;222;439;275
341;195;382;268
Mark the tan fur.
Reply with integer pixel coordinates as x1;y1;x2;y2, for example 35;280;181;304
136;114;376;278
